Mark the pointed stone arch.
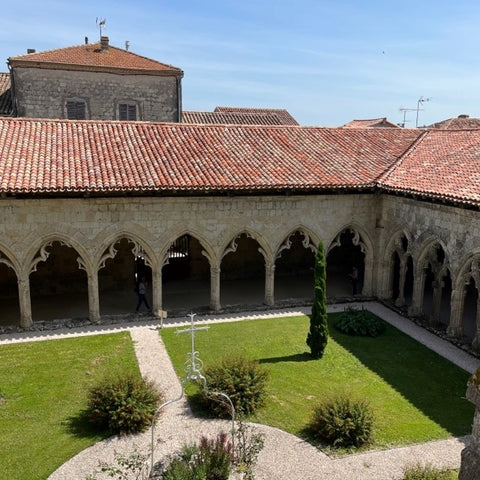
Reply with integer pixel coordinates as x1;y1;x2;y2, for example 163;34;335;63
0;247;21;327
160;230;215;313
449;252;480;350
26;235;90;322
274;227;318;304
326;225;374;298
219;229;270;309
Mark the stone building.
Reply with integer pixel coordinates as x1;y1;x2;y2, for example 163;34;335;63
0;40;479;355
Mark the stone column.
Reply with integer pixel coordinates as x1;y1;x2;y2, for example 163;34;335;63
210;265;221;312
376;258;392;299
87;272;100;324
447;287;465;338
472;297;480;352
264;262;275;307
362;253;373;296
409;265;426;316
151;267;162;318
459;373;480;480
18;276;33;329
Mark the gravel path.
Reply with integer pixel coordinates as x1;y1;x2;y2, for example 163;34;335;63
2;303;478;480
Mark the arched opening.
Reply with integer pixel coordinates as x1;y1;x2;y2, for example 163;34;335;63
274;231;315;303
404;255;414;305
0;259;20;326
221;233;265;307
98;238;152;316
421;264;435;319
326;229;365;298
29;242;88;321
439;270;452;328
162;235;210;312
462;279;478;344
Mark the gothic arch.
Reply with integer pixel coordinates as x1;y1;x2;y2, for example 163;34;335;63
326;224;374;297
274;225;320;259
220;228;273;264
0;245;21;326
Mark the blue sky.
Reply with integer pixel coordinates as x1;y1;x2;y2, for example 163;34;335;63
2;0;480;126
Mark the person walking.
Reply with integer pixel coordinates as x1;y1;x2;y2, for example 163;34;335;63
135;278;151;313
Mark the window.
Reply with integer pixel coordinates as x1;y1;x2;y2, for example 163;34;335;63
119;103;137;121
66;100;86;120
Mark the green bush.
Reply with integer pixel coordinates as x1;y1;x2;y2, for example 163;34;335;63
310;395;374;448
200;356;269;417
402;463;454;480
334;308;386;337
161;433;233;480
86;372;162;435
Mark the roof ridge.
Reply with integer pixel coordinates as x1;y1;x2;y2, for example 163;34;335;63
375;130;428;185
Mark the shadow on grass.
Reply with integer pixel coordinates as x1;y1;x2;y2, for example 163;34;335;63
64;409;106;439
258;352;313;364
328;313;474;437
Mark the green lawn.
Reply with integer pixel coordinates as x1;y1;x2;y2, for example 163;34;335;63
161;314;474;450
0;333;139;480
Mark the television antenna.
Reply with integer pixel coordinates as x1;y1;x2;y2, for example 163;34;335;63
416;96;431;128
399;107;416;128
96;17;106;38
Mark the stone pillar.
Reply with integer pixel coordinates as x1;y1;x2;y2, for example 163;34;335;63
210;265;221;312
151;267;162;318
87;272;100;323
430;279;443;326
472;297;480;352
362;253;373;296
459;372;480;480
376;258;391;299
395;257;407;307
409;265;426;316
448;287;466;338
265;262;275;307
18;276;33;329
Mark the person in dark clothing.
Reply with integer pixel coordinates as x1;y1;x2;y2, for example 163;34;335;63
349;267;359;295
135;278;151;313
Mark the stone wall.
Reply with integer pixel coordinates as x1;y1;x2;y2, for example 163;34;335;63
12;67;179;121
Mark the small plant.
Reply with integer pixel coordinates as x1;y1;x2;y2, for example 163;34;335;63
402;462;453;480
232;420;265;480
310;395;374;448
86;372;162;435
159;432;233;480
334;307;386;337
200;356;269;417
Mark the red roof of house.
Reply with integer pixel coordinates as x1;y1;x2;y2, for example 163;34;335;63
0;73;12;115
183;111;288;125
342;118;400;128
0;118;420;195
214;107;298;125
8;39;183;77
427;115;480;130
380;129;480;206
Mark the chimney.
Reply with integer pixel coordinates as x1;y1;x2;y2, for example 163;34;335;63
27;48;36;54
85;36;89;45
100;36;109;51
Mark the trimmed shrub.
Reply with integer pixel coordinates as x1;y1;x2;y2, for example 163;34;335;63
86;372;162;435
200;356;269;417
401;463;453;480
310;396;374;448
334;307;386;337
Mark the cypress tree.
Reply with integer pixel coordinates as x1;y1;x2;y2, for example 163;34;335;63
306;241;328;358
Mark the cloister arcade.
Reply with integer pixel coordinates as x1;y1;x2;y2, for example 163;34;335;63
1;222;479;351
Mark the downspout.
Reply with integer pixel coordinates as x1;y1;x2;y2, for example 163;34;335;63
7;60;17;116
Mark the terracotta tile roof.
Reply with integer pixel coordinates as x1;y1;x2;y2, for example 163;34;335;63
8;40;183;77
342;118;400;128
0;73;12;115
0;118;420;195
183;111;285;125
214;107;298;125
380;129;480;206
428;115;480;130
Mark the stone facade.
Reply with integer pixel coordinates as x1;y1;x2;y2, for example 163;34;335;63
11;67;180;121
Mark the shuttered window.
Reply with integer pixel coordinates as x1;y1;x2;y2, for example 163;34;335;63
119;103;137;121
66;101;86;120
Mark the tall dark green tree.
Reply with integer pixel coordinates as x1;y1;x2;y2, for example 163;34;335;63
306;241;328;358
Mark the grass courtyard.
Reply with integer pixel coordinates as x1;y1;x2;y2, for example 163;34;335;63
161;313;474;450
0;332;139;480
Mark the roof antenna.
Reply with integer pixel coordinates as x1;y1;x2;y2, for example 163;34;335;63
125;40;130;51
96;17;106;39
